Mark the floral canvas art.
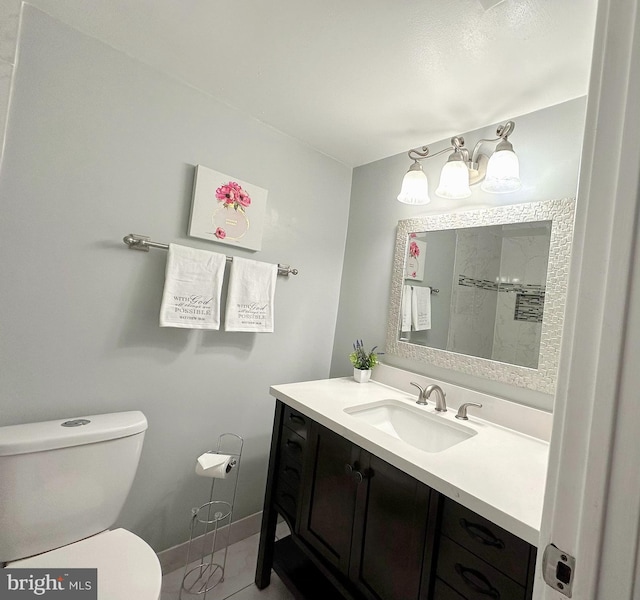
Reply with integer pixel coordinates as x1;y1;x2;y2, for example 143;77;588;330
188;165;268;251
404;235;426;281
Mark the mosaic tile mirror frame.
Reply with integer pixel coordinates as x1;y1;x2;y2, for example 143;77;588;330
386;198;576;394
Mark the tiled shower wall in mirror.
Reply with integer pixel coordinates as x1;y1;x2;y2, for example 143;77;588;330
449;223;551;368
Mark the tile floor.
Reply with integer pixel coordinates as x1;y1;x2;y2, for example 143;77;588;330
161;523;294;600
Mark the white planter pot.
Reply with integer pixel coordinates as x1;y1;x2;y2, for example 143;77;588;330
353;368;372;383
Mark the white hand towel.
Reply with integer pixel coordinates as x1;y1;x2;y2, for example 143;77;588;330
411;286;432;331
225;257;277;332
402;285;413;332
159;244;226;329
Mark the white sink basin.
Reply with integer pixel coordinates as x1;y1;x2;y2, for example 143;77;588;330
344;399;476;453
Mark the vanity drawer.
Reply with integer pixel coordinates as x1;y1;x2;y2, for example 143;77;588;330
277;453;303;493
283;406;309;439
437;536;527;600
432;578;467;600
280;428;306;463
441;498;532;585
274;480;299;527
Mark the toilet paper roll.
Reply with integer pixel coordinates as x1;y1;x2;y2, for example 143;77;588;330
195;452;234;478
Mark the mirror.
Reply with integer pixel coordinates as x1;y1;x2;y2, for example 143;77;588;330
386;198;575;393
401;221;552;369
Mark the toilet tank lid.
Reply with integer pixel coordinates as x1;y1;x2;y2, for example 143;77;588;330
0;411;148;456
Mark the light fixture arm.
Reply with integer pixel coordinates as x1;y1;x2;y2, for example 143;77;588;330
407;144;455;163
449;136;470;163
470;120;516;165
407;146;430;161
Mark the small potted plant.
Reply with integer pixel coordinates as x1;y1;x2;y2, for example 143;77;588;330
349;340;382;383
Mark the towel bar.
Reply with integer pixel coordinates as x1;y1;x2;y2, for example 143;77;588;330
123;234;298;276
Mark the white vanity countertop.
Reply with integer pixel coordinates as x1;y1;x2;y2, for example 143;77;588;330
270;377;549;546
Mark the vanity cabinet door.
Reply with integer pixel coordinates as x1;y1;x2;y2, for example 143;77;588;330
298;421;362;574
349;452;432;600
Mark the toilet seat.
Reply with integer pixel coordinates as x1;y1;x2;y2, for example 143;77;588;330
8;528;161;600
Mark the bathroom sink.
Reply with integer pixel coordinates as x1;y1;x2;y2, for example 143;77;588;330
344;399;476;453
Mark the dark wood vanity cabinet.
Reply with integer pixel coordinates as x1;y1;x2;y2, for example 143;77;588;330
256;400;537;600
299;422;434;600
433;498;537;599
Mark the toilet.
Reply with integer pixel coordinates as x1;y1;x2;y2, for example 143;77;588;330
0;411;162;599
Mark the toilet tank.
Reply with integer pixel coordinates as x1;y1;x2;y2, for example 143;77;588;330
0;411;147;564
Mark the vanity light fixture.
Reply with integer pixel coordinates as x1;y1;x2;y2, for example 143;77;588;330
397;120;521;204
396;157;430;205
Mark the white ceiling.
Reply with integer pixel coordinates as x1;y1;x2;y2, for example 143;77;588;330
26;0;598;167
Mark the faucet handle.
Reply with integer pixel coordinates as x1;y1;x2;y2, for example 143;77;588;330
455;402;483;420
410;382;428;405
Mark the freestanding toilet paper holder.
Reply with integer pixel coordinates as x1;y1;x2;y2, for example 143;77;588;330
180;433;243;599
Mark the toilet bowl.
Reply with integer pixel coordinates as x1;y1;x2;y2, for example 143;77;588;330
7;529;161;599
0;411;162;599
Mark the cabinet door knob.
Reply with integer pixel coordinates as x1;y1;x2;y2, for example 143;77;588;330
344;463;364;483
454;563;501;598
459;518;505;549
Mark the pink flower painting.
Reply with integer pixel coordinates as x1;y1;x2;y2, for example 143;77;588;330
215;181;252;211
405;238;425;281
189;165;268;251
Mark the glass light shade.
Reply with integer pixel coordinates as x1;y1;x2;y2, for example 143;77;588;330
397;166;430;205
435;160;471;199
481;149;521;193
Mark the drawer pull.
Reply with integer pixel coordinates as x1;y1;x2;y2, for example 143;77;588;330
283;466;300;480
288;414;306;424
285;439;302;452
459;518;505;549
454;564;501;599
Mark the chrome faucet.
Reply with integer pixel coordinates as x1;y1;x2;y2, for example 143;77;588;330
410;382;447;411
425;384;447;412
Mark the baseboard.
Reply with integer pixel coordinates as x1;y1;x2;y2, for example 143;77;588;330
157;511;263;575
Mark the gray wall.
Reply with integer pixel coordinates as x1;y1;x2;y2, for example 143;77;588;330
403;230;456;350
330;97;587;411
0;7;351;552
0;1;20;168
